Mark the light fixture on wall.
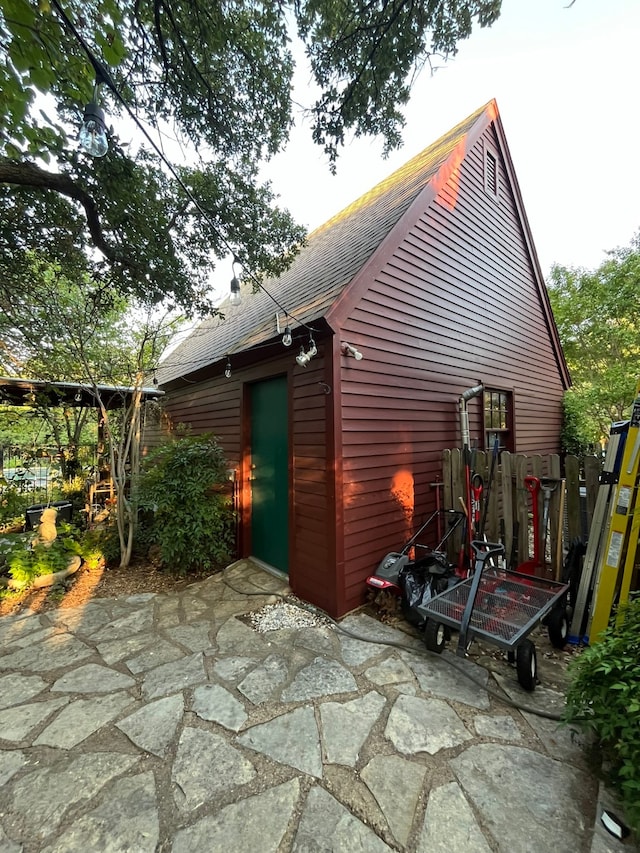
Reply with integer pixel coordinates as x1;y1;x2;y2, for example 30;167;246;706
79;83;109;157
224;358;232;379
229;258;242;306
295;337;317;368
341;343;363;360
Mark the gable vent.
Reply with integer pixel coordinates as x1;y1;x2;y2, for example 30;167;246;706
485;149;498;197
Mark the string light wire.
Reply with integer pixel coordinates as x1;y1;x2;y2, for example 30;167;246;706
48;0;317;334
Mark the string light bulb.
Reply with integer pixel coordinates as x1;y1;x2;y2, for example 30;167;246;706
74;389;83;402
295;337;317;368
282;324;292;347
78;86;108;157
229;257;242;305
224;358;232;379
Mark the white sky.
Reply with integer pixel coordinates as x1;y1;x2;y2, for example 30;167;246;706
261;0;640;279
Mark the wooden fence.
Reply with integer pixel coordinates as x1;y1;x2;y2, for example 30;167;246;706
440;450;602;579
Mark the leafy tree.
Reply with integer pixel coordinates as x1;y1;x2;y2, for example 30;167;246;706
547;235;640;446
0;0;502;314
0;253;179;565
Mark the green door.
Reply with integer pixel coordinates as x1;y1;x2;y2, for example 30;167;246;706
250;376;289;573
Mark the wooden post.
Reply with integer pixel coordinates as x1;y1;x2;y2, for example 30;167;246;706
516;454;530;566
565;455;582;542
548;454;562;577
501;452;514;562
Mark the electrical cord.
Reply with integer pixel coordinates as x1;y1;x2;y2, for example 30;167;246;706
221;566;565;722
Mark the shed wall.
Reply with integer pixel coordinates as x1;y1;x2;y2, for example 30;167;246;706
158;348;339;613
336;125;567;612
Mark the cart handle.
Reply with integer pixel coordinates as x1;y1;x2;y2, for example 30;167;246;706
457;540;506;657
470;540;504;562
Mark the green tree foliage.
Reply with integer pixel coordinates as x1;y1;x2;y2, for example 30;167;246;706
563;598;640;836
137;433;235;572
0;253;180;565
547;235;640;446
0;0;502;314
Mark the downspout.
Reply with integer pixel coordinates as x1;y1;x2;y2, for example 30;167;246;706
459;384;484;451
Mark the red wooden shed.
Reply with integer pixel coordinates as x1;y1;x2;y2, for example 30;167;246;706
154;100;570;618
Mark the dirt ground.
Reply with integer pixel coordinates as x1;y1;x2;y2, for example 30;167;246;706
0;559;216;618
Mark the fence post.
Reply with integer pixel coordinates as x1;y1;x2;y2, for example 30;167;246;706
564;455;582;542
501;451;514;562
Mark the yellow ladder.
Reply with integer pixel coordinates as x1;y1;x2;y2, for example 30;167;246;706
588;383;640;641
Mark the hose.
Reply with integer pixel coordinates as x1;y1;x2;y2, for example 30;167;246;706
221;566;565;722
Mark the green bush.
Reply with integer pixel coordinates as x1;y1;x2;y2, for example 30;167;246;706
563;598;640;834
5;536;76;586
137;434;235;574
0;486;32;530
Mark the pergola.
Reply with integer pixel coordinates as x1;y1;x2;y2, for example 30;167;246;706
0;376;164;409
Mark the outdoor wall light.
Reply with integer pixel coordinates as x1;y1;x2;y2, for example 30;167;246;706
224;358;232;379
341;343;363;360
229;258;242;306
79;90;109;157
295;338;317;368
74;389;83;402
282;324;293;347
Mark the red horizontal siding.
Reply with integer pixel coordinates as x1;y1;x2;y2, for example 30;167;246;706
336;124;566;614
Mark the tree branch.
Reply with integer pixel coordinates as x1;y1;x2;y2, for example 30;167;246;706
0;157;142;274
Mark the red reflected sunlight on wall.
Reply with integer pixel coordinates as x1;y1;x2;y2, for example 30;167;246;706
391;470;415;545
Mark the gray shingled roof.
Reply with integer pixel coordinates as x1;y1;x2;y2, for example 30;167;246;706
158;102;490;384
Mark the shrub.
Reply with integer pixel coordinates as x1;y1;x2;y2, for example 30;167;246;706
0;485;32;530
137;434;235;574
563;598;640;835
5;536;76;586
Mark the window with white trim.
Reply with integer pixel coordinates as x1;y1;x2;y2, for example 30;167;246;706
484;389;513;451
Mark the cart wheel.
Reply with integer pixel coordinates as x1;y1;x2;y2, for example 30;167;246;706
424;620;446;653
516;640;537;691
507;650;516;664
547;606;569;649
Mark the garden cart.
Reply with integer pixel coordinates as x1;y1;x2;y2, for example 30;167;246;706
417;540;571;690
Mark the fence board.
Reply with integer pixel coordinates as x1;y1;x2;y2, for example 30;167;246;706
440;450;601;577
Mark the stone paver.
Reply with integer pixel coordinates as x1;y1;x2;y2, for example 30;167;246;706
172;779;300;853
451;743;598;853
51;663;135;694
41;772;159;853
0;674;48;710
238;706;323;778
320;691;386;766
0;697;68;742
0;558;635;853
116;694;184;756
294;785;393;852
281;656;357;702
191;684;247;731
237;654;289;704
172;727;256;811
385;694;472;755
417;781;492;852
141;652;206;699
34;692;134;748
361;754;427;847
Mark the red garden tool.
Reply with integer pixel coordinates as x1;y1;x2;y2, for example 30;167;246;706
517;476;542;577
